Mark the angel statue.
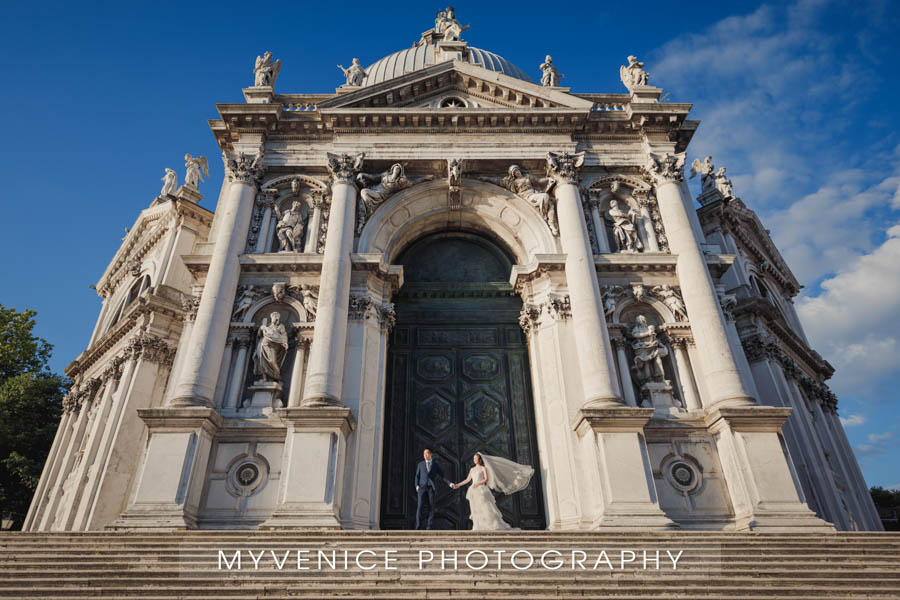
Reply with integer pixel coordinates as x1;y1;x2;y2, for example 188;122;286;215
274;200;307;252
184;154;209;189
160;168;178;197
451;452;534;531
253;51;281;87
338;58;367;86
232;285;262;320
497;165;559;235
607;199;643;253
434;6;469;41
652;285;687;322
620;55;650;90
253;312;289;383
714;167;734;198
539;55;563;87
356;164;432;233
689;156;716;193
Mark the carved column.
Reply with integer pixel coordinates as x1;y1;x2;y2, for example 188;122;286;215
225;328;253;411
587;195;611;253
671;338;701;411
170;150;263;407
643;152;754;408
304;190;327;253
303;153;364;407
612;337;638;407
288;335;310;408
257;188;277;253
548;152;621;407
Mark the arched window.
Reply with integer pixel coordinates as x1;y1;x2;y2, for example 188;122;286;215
440;97;466;108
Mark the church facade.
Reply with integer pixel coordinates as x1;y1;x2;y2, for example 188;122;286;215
25;12;882;532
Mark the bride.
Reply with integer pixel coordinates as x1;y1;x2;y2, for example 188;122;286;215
453;452;534;531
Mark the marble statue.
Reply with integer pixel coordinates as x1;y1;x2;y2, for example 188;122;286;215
501;165;558;236
253;52;281;87
300;284;318;321
272;282;286;303
652;285;687;322
434;6;469;41
602;285;625;320
253;312;289;383
630;315;669;388
714;167;734;197
539;55;563;87
274;200;306;252
232;285;261;320
183;154;209;189
607;199;643;252
356;164;431;233
160;168;177;197
690;156;716;193
620;55;649;90
338;58;367;86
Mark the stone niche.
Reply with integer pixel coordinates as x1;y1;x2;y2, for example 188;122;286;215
197;440;283;527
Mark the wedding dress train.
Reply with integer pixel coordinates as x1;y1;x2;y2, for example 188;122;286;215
465;452;534;531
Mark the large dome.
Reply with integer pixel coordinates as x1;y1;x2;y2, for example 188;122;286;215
361;42;534;87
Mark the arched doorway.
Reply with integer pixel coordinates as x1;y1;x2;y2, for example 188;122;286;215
379;232;545;530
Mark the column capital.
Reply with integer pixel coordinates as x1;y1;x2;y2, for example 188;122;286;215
642;151;686;186
326;152;365;185
226;147;265;184
546;151;585;185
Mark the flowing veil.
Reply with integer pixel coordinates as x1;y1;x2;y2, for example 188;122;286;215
477;452;534;495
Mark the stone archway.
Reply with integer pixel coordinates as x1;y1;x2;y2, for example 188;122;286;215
378;232;546;530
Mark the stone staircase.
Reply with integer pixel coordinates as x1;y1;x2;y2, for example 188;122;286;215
2;531;899;598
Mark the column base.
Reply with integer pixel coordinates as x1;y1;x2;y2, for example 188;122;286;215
705;405;835;533
581;397;627;410
301;396;343;408
168;395;215;409
575;407;677;530
264;407;356;529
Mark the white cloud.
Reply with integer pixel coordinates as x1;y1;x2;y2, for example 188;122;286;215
868;432;894;444
840;414;867;427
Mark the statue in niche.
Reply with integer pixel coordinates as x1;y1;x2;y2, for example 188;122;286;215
338;58;367;86
253;312;289;383
690;156;716;193
434;6;469;41
652;285;687;322
300;284;318;321
160;168;178;197
607;198;643;252
356;164;432;233
539;55;563;87
253;52;281;87
500;165;559;236
714;167;734;198
630;315;669;388
233;285;262;320
274;200;307;252
184;154;209;189
620;55;650;90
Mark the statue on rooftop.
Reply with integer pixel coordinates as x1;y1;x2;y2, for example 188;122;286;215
253;52;281;87
690;156;716;193
183;154;209;189
338;58;367;86
620;55;650;90
434;6;469;41
540;55;563;87
160;168;178;197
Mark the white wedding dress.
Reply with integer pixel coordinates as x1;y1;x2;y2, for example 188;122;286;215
465;453;535;531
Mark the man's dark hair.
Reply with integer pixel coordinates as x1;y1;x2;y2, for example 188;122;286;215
423;447;433;453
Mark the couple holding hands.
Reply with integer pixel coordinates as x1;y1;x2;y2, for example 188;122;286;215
414;448;534;531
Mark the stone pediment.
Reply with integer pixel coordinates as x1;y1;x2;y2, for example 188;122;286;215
316;60;594;111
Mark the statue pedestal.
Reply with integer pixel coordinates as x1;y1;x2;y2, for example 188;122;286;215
574;407;676;530
629;85;663;103
175;185;203;205
242;86;274;104
641;381;681;417
336;84;361;95
245;381;283;415
260;407;356;529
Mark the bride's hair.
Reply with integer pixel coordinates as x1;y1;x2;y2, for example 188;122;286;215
473;453;483;466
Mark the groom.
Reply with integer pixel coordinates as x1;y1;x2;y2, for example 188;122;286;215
414;448;455;530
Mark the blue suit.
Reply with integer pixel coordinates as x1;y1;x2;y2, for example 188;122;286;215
414;459;453;529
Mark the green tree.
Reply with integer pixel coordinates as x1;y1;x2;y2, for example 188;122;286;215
870;486;900;531
0;306;67;529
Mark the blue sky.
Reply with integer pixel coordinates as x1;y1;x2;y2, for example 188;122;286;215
1;1;897;489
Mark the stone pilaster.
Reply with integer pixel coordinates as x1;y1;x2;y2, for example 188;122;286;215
548;151;622;408
302;153;364;407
